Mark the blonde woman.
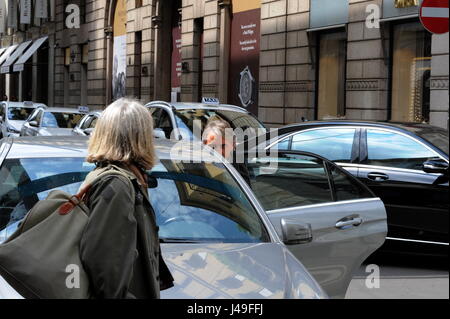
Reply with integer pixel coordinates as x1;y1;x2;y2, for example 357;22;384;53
80;98;173;299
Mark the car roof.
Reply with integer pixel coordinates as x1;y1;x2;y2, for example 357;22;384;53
148;101;249;113
279;120;449;135
3;136;221;163
1;101;46;108
41;107;84;113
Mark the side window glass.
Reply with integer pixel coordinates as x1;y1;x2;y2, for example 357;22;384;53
80;116;93;130
34;110;43;125
247;153;333;211
148;108;162;128
328;164;373;201
291;128;356;162
89;117;98;129
366;129;439;170
159;110;174;139
272;137;290;150
0;105;5;119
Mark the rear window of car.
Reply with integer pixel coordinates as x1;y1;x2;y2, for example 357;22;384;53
42;112;83;129
0;157;270;244
175;109;267;142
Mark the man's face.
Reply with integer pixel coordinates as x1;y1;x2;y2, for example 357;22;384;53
204;132;235;160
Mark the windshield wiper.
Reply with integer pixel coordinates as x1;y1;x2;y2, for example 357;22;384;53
159;238;205;244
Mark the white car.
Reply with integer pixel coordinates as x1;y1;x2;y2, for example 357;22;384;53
0;101;47;138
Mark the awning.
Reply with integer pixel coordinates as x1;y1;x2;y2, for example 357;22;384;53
13;36;48;72
0;48;6;58
0;41;32;74
0;45;19;67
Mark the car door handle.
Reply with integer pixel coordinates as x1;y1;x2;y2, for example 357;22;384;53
367;172;389;181
336;217;363;229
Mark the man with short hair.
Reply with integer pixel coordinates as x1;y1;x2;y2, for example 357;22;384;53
202;117;251;186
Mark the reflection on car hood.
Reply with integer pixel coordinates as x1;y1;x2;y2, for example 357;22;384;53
38;128;75;136
161;243;326;299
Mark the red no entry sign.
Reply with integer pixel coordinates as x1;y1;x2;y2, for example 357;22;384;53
420;0;449;34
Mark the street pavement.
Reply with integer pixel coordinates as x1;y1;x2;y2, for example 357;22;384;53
346;251;449;299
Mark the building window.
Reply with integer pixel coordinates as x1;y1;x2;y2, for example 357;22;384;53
317;31;347;120
135;0;143;8
390;22;431;123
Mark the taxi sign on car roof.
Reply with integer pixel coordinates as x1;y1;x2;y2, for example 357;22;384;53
202;97;220;105
78;106;90;113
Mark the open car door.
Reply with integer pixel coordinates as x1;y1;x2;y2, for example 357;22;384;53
245;151;387;298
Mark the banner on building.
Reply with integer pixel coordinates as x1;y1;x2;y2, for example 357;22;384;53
171;9;182;96
7;0;18;29
20;0;31;24
35;0;48;19
0;0;7;34
228;0;261;116
112;0;127;100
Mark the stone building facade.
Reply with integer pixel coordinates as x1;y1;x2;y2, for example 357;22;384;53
0;0;448;129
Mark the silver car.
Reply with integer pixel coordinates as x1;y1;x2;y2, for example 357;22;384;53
146;101;266;141
72;111;102;136
0;137;387;299
20;107;85;137
0;101;46;138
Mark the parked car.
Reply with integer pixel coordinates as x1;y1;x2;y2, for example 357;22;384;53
0;136;387;298
257;121;449;255
145;101;266;142
20;107;85;137
0;101;46;138
72;111;102;136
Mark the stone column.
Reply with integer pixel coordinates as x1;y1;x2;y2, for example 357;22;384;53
259;0;288;127
346;0;389;121
430;33;449;129
218;0;231;103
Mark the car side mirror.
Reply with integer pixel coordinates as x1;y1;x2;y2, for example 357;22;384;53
281;218;313;245
423;159;449;175
83;128;94;136
154;128;166;139
29;120;39;127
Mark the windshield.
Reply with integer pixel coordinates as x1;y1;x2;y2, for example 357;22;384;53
7;107;35;121
42;112;83;129
0;157;269;244
175;109;267;142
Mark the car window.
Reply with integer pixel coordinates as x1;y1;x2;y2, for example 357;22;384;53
0;157;270;244
42;112;83;129
247;153;333;211
0;104;5;120
27;109;41;123
175;109;266;142
7;107;35;121
80;115;93;130
328;164;373;201
148;108;162;128
149;160;270;243
89;117;98;129
290;128;356;163
0;158;95;242
365;129;440;170
157;110;174;139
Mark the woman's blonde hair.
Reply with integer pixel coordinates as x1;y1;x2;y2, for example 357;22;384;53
87;98;156;169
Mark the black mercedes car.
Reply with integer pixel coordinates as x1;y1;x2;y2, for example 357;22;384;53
258;121;449;256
